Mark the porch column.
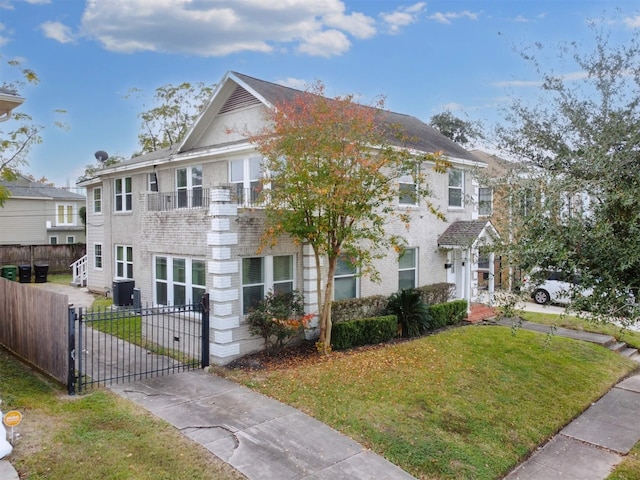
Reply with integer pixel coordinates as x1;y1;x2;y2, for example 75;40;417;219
465;248;472;313
488;251;495;305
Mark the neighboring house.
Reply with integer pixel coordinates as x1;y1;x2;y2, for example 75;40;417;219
0;176;86;245
0;86;24;123
77;71;498;365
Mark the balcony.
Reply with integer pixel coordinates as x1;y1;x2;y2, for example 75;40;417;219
146;189;210;211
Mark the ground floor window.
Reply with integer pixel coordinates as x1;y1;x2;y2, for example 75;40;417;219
334;256;358;300
154;256;206;306
94;243;103;269
398;248;417;290
115;245;133;279
49;236;58;245
242;255;294;314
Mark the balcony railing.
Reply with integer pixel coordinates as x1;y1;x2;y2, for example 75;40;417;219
146;188;210;211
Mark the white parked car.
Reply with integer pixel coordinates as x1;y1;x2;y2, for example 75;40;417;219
522;270;592;305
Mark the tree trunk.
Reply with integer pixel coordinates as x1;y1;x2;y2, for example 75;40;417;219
320;256;337;355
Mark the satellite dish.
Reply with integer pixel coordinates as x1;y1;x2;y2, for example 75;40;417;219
95;150;109;162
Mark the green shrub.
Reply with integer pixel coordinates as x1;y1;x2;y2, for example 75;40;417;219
386;289;432;338
429;300;468;329
415;283;455;305
331;295;388;323
331;315;397;350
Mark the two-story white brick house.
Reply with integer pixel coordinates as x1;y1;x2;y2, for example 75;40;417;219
77;71;497;365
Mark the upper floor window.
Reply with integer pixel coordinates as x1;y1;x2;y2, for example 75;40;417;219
241;255;294;314
231;157;263;206
114;177;132;212
56;204;74;226
93;188;102;214
398;248;417;290
448;169;464;208
115;245;133;279
399;175;417;206
176;165;202;208
334;256;358;301
148;172;158;192
478;187;492;216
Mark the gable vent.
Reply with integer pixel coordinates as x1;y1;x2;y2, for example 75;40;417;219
219;86;260;114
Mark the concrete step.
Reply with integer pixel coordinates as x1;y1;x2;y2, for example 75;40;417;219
620;346;639;358
609;341;627;353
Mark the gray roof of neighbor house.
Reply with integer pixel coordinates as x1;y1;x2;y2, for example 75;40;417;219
1;176;85;200
232;72;483;164
438;220;496;248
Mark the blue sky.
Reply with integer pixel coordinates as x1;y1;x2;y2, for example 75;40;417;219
2;0;639;188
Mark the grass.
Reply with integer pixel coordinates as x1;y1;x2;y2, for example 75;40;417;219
0;348;245;480
46;273;73;285
516;309;640;350
222;324;638;480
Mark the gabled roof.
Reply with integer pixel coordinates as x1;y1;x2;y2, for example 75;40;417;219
227;72;483;163
1;176;85;201
438;220;499;249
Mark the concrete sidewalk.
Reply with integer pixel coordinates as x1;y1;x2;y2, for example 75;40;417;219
108;371;415;480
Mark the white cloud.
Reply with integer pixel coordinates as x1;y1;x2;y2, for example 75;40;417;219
428;10;479;25
623;15;640;28
25;0;51;4
514;15;529;23
381;2;426;34
492;71;589;88
0;22;8;47
72;0;386;58
276;77;309;90
40;21;75;43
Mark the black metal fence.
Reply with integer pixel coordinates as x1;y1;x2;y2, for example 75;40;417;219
69;294;209;394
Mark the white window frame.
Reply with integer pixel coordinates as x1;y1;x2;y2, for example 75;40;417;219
66;236;75;244
398;175;418;206
94;243;103;270
176;165;203;208
230;156;264;206
56;203;74;226
398;248;418;290
448;169;464;208
114;177;132;212
334;256;359;301
241;255;295;315
115;245;133;279
49;236;58;245
93;187;102;214
153;256;206;306
478;187;492;216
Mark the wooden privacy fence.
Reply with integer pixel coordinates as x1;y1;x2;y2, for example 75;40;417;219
0;277;70;385
0;244;86;274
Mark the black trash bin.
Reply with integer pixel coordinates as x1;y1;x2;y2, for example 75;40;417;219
34;263;49;283
112;279;135;306
18;264;31;283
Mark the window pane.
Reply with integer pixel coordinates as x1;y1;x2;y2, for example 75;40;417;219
399;249;416;269
126;263;133;279
125;177;132;193
242;257;264;284
126;247;133;262
449;169;462;187
125;193;132;211
399;183;416;205
156;257;167;280
192;166;202;186
173;258;186;283
67;205;73;222
177;168;187;188
336;257;356;276
192;186;203;207
449;189;462;207
273;255;293;282
274;281;293;295
243;285;264;314
249;157;262;180
230;160;244;182
117;246;123;261
115;179;122;195
116;195;123;211
57;205;64;223
174;284;186;306
399;270;416;290
334;277;356;300
156;282;167;305
192;260;205;286
192;287;205;307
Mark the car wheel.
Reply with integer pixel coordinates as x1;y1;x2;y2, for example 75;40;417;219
533;289;550;305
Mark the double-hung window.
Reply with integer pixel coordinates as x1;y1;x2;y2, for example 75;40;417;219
56;204;74;226
478;187;492;216
154;256;206;306
94;243;103;269
115;245;133;279
176;165;203;208
93;188;102;214
334;256;358;300
398;248;417;290
399;175;418;206
448;169;464;208
242;255;294;314
231;157;263;206
114;177;132;212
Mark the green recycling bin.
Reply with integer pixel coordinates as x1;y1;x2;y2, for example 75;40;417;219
1;265;18;281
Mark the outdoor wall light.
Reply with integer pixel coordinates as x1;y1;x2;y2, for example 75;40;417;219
444;262;453;269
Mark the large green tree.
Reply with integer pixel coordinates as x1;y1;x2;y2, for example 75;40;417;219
498;25;640;326
429;110;483;145
127;82;214;155
246;82;446;353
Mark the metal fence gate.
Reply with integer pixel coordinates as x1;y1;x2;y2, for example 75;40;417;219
68;294;209;394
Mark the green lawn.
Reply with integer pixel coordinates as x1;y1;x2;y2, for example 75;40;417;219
0;347;245;480
223;324;638;480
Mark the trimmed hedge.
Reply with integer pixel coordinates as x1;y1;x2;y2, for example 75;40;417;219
331;295;388;323
416;283;456;306
429;300;468;329
331;315;397;351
